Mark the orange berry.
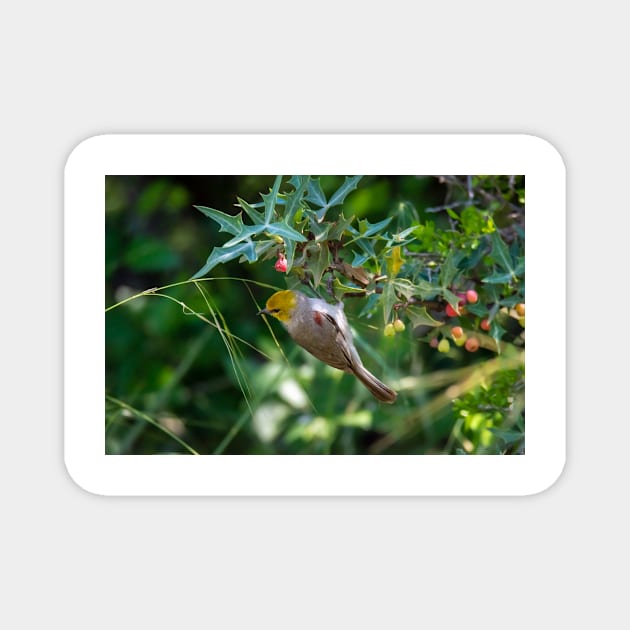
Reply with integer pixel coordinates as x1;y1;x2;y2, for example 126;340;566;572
466;289;479;304
465;337;480;352
451;326;464;339
516;303;525;317
480;318;491;331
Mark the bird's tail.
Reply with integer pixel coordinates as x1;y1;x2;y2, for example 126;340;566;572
353;364;397;404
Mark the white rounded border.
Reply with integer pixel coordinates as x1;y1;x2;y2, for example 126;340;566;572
64;134;565;496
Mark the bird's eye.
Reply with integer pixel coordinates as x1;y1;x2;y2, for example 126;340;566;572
271;308;280;313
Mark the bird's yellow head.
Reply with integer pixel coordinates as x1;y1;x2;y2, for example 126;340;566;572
258;290;298;322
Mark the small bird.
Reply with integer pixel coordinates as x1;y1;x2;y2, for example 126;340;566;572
258;290;397;403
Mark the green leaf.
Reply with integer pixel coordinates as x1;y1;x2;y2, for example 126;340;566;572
391;225;418;242
482;270;516;284
460;242;487;270
285;238;298;272
446;207;460;221
236;197;265;225
305;178;327;208
405;305;443;328
262;175;283;224
411;278;439;300
489;320;507;352
358;216;393;238
309;243;332;288
358;292;380;318
194;205;241;235
382;282;396;325
351;250;370;267
266;221;308;243
440;250;462;288
306;176;363;222
464;302;487;317
284;176;310;223
254;240;276;259
328;175;363;207
222;223;267;247
489;231;516;278
309;220;332;242
391;278;417;299
191;240;257;279
328;212;355;241
355;237;376;260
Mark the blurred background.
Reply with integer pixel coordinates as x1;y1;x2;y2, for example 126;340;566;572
105;175;524;455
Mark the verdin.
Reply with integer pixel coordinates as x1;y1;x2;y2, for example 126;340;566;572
259;290;397;403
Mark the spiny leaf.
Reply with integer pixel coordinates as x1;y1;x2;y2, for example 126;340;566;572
262;175;283;224
391;225;418;242
412;278;439;300
351;250;370;267
308;243;332;288
191;240;257;279
382;282;396;325
440;249;463;288
307;176;363;222
194;205;241;235
355;237;376;260
327;175;363;207
391;278;417;299
305;178;327;208
222;223;267;248
309;220;332;242
405;305;443;328
267;221;308;243
284;176;310;223
328;212;356;241
358;216;393;238
489;231;516;278
236;197;265;225
285;238;298;272
482;270;516;284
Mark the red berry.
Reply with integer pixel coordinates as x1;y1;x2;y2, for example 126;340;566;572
451;326;464;339
465;337;480;352
445;303;459;317
466;289;478;304
480;318;490;331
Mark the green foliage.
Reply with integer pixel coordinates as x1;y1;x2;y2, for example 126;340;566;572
106;174;525;455
452;368;525;454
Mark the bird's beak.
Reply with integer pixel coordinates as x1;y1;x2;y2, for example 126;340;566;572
257;308;269;316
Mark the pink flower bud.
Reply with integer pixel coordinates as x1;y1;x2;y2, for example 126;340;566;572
274;253;288;273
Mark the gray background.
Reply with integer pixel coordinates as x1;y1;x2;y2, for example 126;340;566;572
3;1;626;628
